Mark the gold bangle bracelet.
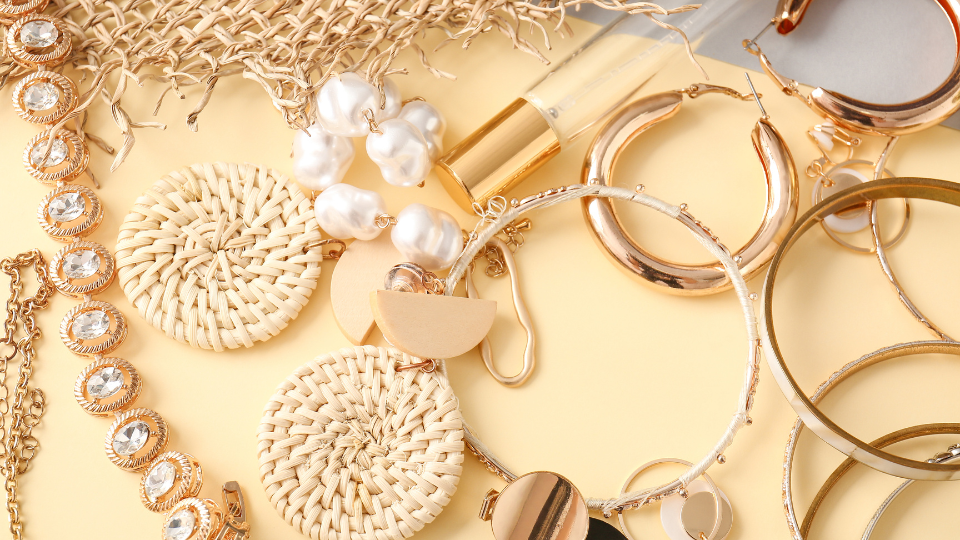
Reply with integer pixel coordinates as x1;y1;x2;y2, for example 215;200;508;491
781;337;960;539
799;424;960;538
763;177;960;480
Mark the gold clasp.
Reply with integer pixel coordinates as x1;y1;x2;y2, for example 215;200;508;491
466;238;536;387
479;489;500;521
396;359;437;373
214;482;250;540
305;238;347;260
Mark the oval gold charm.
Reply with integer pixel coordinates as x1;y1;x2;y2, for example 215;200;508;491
371;289;495;359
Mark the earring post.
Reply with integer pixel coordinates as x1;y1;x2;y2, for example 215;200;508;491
743;73;768;119
744;19;774;50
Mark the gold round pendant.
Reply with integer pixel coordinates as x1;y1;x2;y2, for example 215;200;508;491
5;14;72;69
489;471;589;540
12;70;77;124
23;128;89;184
37;184;103;241
60;300;127;356
50;240;116;297
140;451;203;513
104;408;168;471
162;498;223;540
74;357;141;416
0;0;50;25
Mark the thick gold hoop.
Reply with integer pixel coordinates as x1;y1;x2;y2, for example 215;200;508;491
752;0;960;136
581;91;798;296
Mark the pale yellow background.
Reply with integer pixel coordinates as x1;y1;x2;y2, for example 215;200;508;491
1;13;959;540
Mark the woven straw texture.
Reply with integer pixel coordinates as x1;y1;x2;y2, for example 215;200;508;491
258;346;464;540
0;0;694;171
115;162;324;351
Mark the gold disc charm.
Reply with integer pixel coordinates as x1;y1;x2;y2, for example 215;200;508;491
5;14;72;69
23;128;89;184
49;240;116;297
12;71;77;124
484;471;589;540
74;357;141;416
60;300;127;356
37;184;103;241
140;451;203;513
0;0;50;24
104;408;168;471
162;498;223;540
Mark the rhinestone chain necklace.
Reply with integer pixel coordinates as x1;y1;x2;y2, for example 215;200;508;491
1;2;250;539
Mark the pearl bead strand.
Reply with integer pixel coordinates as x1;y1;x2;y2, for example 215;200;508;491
292;73;461;270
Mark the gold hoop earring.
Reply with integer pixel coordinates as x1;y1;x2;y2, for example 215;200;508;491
747;0;960;136
581;81;798;296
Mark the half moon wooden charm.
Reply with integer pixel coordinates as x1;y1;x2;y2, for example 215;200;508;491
371;290;496;359
331;234;404;345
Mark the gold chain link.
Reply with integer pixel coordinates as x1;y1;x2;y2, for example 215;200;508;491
0;250;54;540
467;218;532;278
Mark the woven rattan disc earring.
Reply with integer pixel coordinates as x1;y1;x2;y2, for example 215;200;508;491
258;345;463;540
116;162;341;351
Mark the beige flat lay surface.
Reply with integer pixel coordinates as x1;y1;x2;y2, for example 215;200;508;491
1;13;959;540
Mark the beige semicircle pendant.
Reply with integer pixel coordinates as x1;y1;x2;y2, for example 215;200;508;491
371;289;496;359
330;234;404;345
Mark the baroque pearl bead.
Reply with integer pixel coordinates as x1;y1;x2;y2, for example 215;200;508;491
398;101;446;162
316;73;402;137
314;184;387;241
391;203;463;270
292;124;355;191
366;119;432;188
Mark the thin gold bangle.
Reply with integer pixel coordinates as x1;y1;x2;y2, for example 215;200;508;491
763;177;960;480
799;424;960;538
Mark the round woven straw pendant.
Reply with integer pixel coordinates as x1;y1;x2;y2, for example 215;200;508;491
115;162;324;351
258;345;464;540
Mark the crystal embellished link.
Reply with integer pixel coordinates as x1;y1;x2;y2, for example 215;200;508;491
2;5;251;538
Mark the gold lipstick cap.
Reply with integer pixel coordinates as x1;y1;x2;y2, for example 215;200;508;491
435;98;560;212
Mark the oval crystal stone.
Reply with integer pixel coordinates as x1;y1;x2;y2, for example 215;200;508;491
23;82;59;111
20;20;59;48
144;461;177;501
72;309;109;340
48;191;85;222
163;509;196;540
86;366;123;399
62;249;100;279
30;138;68;167
113;420;149;456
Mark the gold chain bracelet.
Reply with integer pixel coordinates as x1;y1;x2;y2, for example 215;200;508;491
0;250;54;540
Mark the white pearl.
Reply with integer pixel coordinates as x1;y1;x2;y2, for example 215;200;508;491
391;203;463;270
316;72;381;137
313;184;387;241
366;119;432;187
292;124;355;191
398;101;446;162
